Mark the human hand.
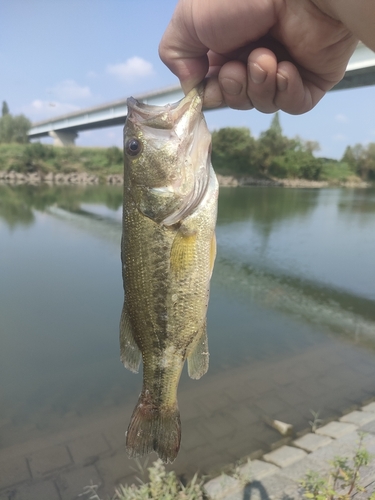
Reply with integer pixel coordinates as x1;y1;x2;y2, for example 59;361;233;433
159;0;358;114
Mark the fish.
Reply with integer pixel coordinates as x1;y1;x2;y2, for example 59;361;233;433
120;86;218;463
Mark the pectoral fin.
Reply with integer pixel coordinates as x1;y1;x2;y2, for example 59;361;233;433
170;230;197;278
120;302;141;373
187;320;209;380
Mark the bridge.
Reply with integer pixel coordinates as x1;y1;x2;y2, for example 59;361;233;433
28;43;375;146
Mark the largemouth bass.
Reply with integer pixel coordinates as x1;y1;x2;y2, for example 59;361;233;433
120;86;218;463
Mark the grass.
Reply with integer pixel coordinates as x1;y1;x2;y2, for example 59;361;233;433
80;459;206;500
0;143;123;178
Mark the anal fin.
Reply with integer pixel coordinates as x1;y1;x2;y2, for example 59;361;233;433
120;302;141;373
187;320;209;380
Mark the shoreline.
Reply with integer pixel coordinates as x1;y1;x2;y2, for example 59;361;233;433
0;170;372;189
215;173;372;189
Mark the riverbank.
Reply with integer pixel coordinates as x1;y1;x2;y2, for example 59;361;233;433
0;170;123;185
216;173;372;189
204;400;375;500
0;169;372;189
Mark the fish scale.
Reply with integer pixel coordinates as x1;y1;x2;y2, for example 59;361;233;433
120;86;218;463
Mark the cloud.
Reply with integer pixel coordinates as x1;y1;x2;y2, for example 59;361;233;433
49;79;91;101
23;99;80;121
106;57;154;82
335;113;349;123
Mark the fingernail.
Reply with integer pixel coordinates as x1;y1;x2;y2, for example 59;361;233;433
221;78;242;95
203;82;224;108
276;73;288;92
249;62;267;84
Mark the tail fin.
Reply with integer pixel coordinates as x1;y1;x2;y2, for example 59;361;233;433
126;393;181;464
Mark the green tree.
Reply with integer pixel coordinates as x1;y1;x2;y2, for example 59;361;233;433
341;143;375;179
269;149;323;180
255;112;296;174
2;101;9;116
362;143;375;180
0;113;31;144
211;127;257;174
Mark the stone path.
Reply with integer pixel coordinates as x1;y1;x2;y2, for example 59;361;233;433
205;402;375;499
1;342;375;499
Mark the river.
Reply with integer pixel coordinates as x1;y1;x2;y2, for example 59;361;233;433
1;183;375;487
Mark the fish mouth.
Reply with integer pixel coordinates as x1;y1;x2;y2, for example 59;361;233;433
127;85;204;131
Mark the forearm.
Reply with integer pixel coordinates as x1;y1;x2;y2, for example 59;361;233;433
311;0;375;51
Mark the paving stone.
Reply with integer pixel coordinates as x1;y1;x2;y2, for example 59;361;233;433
358;433;375;456
360;419;375;435
225;437;264;462
263;445;307;468
340;411;375;427
13;480;60;500
228;403;260;426
247;472;301;500
220;491;244;500
181;419;209;451
95;451;136;487
254;394;290;416
56;465;101;500
103;423;126;451
67;433;110;464
201;413;236;439
309;431;359;463
361;402;375;413
279;453;332;483
196;392;233;415
204;474;239;499
27;444;72;478
0;492;11;500
356;457;375;492
276;386;309;407
238;459;279;481
0;456;31;489
315;421;357;439
179;397;202;420
293;433;332;452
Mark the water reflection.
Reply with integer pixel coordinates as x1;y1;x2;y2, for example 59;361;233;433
218;186;319;230
0;184;123;228
338;188;375;227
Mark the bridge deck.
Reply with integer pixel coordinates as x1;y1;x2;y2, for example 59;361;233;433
28;43;375;141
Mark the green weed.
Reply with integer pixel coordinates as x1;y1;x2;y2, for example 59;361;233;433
80;459;206;500
300;433;373;500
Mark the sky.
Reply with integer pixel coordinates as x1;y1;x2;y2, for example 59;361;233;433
1;0;375;159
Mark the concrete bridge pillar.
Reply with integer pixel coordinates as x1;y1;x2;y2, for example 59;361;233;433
49;130;78;146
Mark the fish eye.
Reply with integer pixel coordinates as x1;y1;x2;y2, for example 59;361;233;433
126;138;142;157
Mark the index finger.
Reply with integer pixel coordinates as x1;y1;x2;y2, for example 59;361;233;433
159;3;209;94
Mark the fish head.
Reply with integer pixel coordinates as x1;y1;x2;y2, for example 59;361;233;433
124;86;211;225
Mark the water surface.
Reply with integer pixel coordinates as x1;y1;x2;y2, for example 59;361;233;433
1;184;375;477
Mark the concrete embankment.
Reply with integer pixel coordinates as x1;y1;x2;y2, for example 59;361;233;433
216;173;371;189
0;170;371;188
0;170;123;185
